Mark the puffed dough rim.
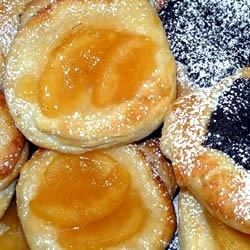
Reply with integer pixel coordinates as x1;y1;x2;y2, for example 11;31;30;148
17;144;176;249
0;180;17;220
0;93;28;189
4;0;176;153
160;70;250;234
0;143;29;190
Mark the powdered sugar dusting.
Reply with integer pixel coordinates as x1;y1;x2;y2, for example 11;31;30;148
161;74;250;231
204;78;250;170
0;0;30;55
159;0;250;87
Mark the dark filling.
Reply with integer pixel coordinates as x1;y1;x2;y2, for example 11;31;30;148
159;0;250;87
203;78;250;170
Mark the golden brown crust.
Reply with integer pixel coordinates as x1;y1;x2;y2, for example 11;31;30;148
17;144;176;249
0;0;33;55
0;92;28;189
161;71;250;234
4;0;176;153
0;93;25;176
0;51;4;89
137;138;177;199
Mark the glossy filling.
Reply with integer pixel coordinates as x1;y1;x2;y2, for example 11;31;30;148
204;78;250;170
0;199;29;250
38;29;156;117
30;151;148;248
205;211;250;248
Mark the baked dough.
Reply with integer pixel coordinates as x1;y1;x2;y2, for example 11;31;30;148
0;0;32;55
4;0;176;153
21;0;169;27
0;92;28;190
138;138;177;199
0;198;29;249
161;71;250;233
150;0;168;11
179;190;250;249
17;141;176;249
0;51;4;89
0;181;16;220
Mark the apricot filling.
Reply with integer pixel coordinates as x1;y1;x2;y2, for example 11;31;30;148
0;199;29;250
30;151;148;248
39;29;156;117
205;211;250;248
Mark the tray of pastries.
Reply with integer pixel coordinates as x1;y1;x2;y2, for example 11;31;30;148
0;0;249;249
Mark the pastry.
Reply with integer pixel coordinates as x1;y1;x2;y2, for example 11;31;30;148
0;92;28;190
0;51;4;88
21;0;169;27
4;0;176;153
161;71;250;233
179;190;250;249
20;0;54;27
0;0;34;89
0;181;16;220
0;198;29;250
0;0;32;55
17;141;176;249
0;92;28;218
159;0;250;88
150;0;168;11
137;138;177;199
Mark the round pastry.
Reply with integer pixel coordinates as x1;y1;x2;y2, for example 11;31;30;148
0;181;16;219
0;92;28;190
161;71;250;233
0;0;32;55
17;141;176;249
0;198;29;249
179;190;250;249
159;0;250;88
4;0;176;154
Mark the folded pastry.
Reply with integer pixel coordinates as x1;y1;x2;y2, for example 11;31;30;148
17;141;176;249
0;198;29;250
161;71;250;233
4;0;176;153
179;190;250;249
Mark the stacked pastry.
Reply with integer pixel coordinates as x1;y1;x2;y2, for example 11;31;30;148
0;0;178;249
0;0;249;249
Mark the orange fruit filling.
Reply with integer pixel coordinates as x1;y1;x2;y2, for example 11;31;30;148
0;199;29;250
38;29;156;117
30;151;148;248
205;211;250;248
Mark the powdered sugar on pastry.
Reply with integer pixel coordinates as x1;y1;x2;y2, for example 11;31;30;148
161;73;250;233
